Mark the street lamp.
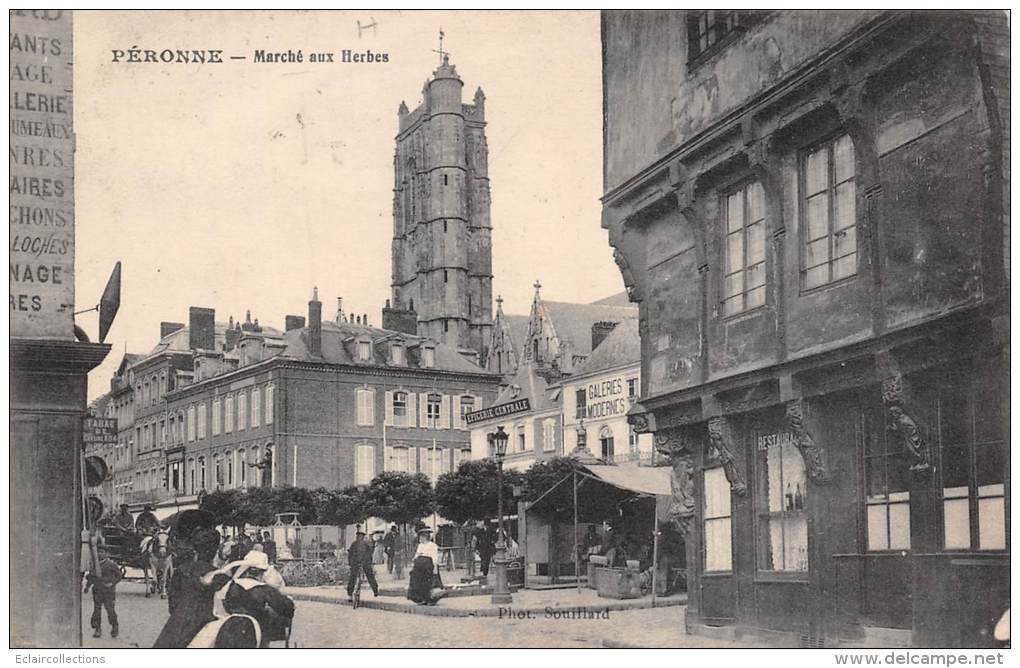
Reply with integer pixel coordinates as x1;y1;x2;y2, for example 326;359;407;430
488;425;512;604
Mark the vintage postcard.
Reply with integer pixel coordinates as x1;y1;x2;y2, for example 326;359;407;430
9;8;1010;656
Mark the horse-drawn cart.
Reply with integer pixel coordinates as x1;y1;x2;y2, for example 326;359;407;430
99;524;171;597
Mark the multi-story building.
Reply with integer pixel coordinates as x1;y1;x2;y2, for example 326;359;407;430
602;10;1009;646
388;54;493;358
163;289;500;503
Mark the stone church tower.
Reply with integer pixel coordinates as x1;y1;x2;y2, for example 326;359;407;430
388;53;493;359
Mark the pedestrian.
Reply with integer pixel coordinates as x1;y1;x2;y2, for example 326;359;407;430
391;525;406;580
371;530;386;565
153;528;222;648
87;548;124;638
383;525;397;573
407;528;446;605
346;530;379;601
477;523;495;578
199;550;295;648
464;527;478;578
261;531;277;564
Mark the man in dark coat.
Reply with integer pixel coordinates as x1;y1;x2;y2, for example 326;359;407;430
346;530;378;600
112;504;134;531
477;524;496;577
261;531;277;564
153;528;221;648
134;504;160;534
87;549;124;638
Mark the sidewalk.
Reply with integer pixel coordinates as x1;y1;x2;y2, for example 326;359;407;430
285;567;687;618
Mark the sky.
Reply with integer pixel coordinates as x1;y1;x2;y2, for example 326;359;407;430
72;10;621;399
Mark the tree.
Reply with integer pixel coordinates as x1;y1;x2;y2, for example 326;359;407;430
199;488;245;531
523;457;634;524
236;486;277;527
272;485;319;525
435;458;526;525
317;486;372;528
365;471;435;527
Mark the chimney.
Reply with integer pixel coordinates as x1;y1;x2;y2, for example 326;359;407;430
335;297;344;325
285;315;306;332
382;300;418;335
188;307;215;351
161;321;185;339
308;287;322;357
224;320;241;353
591;321;619;352
363;313;368;327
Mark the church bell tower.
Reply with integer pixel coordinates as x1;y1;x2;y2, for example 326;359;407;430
389;40;493;360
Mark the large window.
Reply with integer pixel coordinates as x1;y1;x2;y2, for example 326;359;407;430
212;398;221;436
187;406;196;441
865;411;911;551
357;388;375;426
757;437;808;572
575;389;586;420
704;467;733;571
686;11;754;62
237;392;247;431
801;134;856;290
458;395;475;429
224;395;234;433
936;375;1006;551
599;426;615;462
356;445;376;485
543;419;556;452
238;448;246;486
198;456;206;491
214;454;223;488
265;385;274;424
197;403;207;440
426;393;442;428
387;446;410;473
722;181;767;316
251;387;261;428
391;391;410;427
225;450;233;487
250;446;261;487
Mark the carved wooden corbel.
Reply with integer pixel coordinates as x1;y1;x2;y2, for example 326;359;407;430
784;399;829;483
881;375;931;471
612;246;640;303
707;416;748;497
654;429;697;536
626;401;656;435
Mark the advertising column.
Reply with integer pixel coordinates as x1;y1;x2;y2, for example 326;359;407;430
10;10;111;648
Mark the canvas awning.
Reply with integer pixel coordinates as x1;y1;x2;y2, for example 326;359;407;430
584;465;671;497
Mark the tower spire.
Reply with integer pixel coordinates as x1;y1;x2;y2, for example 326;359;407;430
432;28;449;65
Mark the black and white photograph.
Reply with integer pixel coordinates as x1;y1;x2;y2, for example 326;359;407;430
8;8;1011;657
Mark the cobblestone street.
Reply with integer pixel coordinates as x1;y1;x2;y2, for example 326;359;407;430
82;582;746;649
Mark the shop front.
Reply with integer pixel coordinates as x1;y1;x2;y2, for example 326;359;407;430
642;321;1008;647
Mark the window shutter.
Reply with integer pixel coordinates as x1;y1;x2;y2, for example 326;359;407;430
405;392;416;428
384;446;393;472
419;393;428;428
384;391;394;426
452;395;462;429
440;395;451;429
416;447;423;473
367;389;375;426
446;447;453;473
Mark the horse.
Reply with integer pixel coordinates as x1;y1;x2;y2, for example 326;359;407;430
141;530;172;599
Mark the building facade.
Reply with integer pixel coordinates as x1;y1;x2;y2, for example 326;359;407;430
159;290;500;504
389;54;493;358
602;10;1009;647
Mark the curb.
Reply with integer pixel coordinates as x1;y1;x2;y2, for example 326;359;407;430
287;590;687;618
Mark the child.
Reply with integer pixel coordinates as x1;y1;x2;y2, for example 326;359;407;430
87;550;124;638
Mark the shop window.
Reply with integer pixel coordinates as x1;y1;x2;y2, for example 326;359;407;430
722;181;767;315
757;437;808;572
864;412;911;551
704;466;733;571
800;134;857;289
936;377;1007;551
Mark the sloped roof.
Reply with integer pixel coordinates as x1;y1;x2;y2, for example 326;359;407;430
573;318;640;377
280;320;492;376
492;362;557;412
503;301;637;362
589;291;634;307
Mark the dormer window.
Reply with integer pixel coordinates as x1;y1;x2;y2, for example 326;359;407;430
422;345;435;369
357;340;372;362
390;342;405;365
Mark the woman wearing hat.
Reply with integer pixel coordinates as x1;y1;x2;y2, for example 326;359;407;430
407;528;445;605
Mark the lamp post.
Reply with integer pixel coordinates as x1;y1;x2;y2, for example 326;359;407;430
488;426;512;604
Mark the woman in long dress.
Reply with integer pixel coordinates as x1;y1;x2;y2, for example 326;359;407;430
406;529;444;605
372;531;386;565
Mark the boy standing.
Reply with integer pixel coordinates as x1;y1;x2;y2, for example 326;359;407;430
88;550;124;638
